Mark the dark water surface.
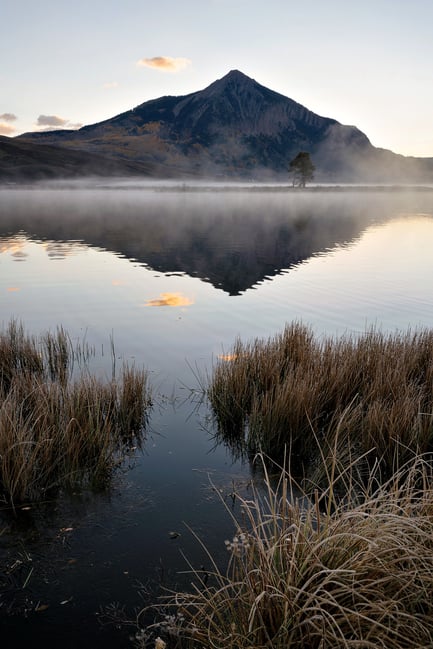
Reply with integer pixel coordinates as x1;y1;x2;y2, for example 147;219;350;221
1;183;433;647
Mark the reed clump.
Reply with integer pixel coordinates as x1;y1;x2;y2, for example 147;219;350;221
209;323;433;478
0;321;152;505
158;455;433;648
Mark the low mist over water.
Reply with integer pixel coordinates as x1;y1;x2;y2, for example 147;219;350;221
2;184;433;346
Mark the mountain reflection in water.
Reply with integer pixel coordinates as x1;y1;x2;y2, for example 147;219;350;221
2;187;431;295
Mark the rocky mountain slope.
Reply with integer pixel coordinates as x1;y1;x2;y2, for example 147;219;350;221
5;70;433;182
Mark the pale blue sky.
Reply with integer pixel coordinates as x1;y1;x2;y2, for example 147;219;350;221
2;0;432;156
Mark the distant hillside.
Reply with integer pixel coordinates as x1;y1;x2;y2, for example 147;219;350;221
9;70;433;182
0;135;153;182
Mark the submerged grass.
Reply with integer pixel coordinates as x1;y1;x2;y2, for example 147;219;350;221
0;321;152;506
209;323;433;480
153;454;433;648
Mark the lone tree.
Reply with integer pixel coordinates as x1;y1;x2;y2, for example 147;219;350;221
289;151;315;187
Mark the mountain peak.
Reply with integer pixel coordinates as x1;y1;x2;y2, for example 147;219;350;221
199;69;257;98
15;69;411;183
223;69;250;81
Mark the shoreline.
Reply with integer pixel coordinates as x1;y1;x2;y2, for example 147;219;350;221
2;178;433;192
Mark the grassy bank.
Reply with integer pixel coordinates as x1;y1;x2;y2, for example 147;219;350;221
209;323;433;482
0;321;152;506
156;454;433;648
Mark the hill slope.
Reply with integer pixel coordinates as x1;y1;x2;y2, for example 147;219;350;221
0;135;154;182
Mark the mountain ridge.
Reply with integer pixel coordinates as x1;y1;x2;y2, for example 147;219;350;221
4;70;433;182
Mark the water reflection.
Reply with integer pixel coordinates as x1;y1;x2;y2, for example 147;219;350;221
144;292;194;307
0;238;26;254
2;188;432;294
43;241;86;259
0;233;86;260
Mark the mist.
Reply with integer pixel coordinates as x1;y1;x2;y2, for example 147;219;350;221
2;183;433;295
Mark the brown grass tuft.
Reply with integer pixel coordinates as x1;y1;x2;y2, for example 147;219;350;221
154;454;433;648
0;321;152;506
208;323;433;479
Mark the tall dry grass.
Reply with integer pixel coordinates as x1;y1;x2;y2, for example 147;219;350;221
0;321;152;506
209;323;433;479
155;454;433;648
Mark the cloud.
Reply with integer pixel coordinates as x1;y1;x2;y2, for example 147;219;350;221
0;113;18;135
35;115;82;131
103;81;119;89
0;113;17;122
37;115;69;127
0;122;17;135
136;56;191;72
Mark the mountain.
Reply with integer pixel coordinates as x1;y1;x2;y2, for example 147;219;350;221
8;70;433;182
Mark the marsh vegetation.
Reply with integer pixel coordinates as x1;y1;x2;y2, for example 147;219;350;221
209;323;433;483
0;321;152;507
148;324;433;648
157;454;433;649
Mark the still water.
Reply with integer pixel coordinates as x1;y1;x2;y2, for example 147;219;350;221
1;184;433;647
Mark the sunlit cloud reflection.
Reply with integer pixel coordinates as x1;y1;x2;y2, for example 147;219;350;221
1;240;25;255
217;353;238;361
144;292;194;307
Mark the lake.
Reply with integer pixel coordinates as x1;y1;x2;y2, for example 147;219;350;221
1;183;433;648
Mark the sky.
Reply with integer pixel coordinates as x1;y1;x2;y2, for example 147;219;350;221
1;0;433;157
